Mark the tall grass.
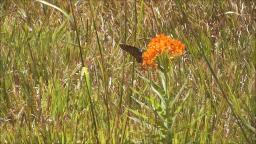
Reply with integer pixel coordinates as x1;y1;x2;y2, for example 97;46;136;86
0;0;255;143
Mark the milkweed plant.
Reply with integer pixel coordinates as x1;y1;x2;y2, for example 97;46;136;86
130;34;186;143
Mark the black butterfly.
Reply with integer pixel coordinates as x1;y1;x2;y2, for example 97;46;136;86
119;44;144;63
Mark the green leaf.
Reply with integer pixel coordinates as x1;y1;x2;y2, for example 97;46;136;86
35;0;72;22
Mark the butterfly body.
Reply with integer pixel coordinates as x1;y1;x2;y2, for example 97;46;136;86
119;44;144;63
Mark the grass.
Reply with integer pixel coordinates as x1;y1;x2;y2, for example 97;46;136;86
0;0;255;143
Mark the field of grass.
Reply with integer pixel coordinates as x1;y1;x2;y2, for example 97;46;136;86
0;0;255;143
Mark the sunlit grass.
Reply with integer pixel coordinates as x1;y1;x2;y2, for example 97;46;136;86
0;0;255;143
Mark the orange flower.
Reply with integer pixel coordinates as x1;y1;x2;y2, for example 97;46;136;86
142;34;185;69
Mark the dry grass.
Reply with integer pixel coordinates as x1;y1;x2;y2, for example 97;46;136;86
0;0;255;143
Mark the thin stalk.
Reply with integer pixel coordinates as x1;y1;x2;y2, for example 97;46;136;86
121;0;138;143
118;0;128;123
84;74;99;144
162;68;172;144
68;0;84;67
89;0;111;140
68;0;99;143
120;0;128;143
200;48;251;143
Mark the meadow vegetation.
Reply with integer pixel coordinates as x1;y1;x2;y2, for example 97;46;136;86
0;0;255;143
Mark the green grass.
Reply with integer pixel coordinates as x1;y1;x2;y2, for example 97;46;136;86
0;0;255;143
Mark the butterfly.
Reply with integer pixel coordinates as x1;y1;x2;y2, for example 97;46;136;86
119;44;144;63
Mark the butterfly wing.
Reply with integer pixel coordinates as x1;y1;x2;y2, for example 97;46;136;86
119;44;144;63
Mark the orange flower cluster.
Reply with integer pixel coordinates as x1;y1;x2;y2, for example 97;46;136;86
142;34;185;69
